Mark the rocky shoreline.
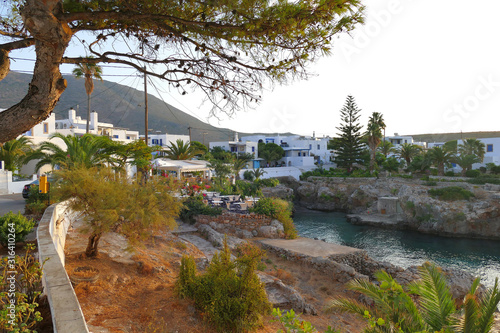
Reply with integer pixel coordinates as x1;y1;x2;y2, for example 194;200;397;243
271;176;500;240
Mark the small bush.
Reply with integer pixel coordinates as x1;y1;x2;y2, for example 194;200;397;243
428;186;475;201
243;170;255;181
179;195;222;224
177;239;270;332
467;174;500;185
257;178;279;188
490;165;500;175
444;171;455;177
249;198;297;239
424;181;437;186
0;211;35;246
465;169;481;178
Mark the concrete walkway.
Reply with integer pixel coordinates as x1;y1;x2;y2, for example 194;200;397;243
259;237;364;258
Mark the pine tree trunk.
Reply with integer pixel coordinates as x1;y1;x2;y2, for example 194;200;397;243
0;0;72;143
86;94;91;133
85;233;102;257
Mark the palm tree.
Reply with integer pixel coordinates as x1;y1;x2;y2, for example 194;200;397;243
0;136;33;172
398;143;422;167
365;112;386;173
164;139;202;160
252;168;266;180
458;139;486;163
25;133;113;171
428;146;455;176
454;154;481;176
233;153;253;180
378;140;395;158
327;263;500;333
72;61;103;133
107;139;155;172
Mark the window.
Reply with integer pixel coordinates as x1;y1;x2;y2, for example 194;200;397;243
126;136;131;140
298;152;301;157
251;147;255;152
231;146;237;152
309;144;312;149
159;139;163;146
317;144;320;150
487;144;493;152
43;122;48;134
113;135;119;139
152;139;158;145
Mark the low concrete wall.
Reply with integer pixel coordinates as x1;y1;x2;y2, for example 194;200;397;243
37;202;89;333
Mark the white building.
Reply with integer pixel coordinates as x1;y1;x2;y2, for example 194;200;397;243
54;108;139;143
240;133;334;167
428;138;500;173
145;133;190;149
19;108;140;176
384;133;426;149
210;133;260;169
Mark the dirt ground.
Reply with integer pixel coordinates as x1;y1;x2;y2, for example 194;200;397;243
64;224;367;333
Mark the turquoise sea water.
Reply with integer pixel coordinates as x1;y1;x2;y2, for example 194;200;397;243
293;209;500;287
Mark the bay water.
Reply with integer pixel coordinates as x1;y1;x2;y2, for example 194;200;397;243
293;209;500;287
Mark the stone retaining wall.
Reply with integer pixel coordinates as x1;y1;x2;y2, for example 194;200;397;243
195;212;286;239
37;202;89;333
195;212;273;232
259;241;368;283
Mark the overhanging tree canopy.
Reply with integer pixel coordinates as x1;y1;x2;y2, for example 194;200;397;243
0;0;364;143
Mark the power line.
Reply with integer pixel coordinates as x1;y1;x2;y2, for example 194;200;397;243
10;70;139;77
10;57;133;69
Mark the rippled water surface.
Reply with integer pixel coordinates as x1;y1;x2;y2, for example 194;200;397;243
293;209;500;287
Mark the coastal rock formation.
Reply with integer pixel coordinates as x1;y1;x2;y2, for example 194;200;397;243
277;176;500;239
257;272;317;315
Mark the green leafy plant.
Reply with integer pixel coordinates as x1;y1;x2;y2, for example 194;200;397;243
249;198;297;239
327;262;500;333
176;239;270;332
179;195;222;224
0;244;45;332
0;212;35;246
428;186;475;201
465;170;481;178
272;308;340;333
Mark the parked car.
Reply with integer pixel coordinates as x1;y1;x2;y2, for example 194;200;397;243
22;179;39;199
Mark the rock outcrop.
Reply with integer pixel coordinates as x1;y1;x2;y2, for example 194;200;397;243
280;176;500;240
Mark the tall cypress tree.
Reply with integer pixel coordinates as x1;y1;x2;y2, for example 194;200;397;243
333;95;364;172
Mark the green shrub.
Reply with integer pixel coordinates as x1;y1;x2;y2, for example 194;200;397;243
428;186;475;201
256;178;279;188
177;239;270;332
179;196;222;224
176;255;198;298
444;171;455;177
235;180;263;198
490;165;500;175
465;169;481;178
467;174;500;185
0;212;35;246
0;244;44;332
249;198;297;239
25;201;48;216
424;181;437;186
243;170;255;181
25;186;49;217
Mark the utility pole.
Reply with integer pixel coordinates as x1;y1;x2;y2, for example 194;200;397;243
202;132;208;146
144;66;149;145
188;126;192;142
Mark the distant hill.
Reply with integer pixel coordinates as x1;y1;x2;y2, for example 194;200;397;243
409;132;500;143
0;71;258;143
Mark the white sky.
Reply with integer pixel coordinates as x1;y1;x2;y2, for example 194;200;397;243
8;0;500;137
